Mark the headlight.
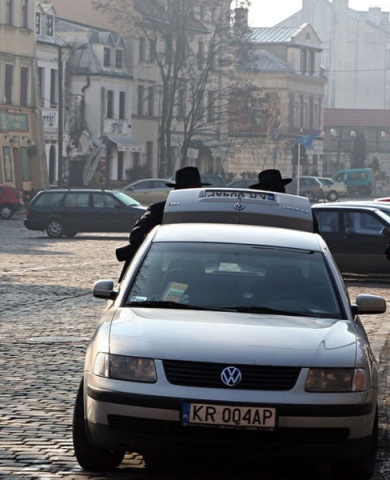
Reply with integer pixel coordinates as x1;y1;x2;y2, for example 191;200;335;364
93;353;157;383
305;368;369;392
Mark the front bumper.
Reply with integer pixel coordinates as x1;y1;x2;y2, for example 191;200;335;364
85;384;376;460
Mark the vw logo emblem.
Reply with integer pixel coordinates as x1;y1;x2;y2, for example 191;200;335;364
221;366;242;387
233;202;245;211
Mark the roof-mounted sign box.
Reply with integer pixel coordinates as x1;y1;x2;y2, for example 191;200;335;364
162;188;313;232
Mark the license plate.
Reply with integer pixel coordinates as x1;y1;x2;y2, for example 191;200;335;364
202;190;275;201
182;403;276;429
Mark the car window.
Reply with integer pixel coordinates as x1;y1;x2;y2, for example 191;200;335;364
92;193;120;208
126;242;343;318
314;211;339;233
64;193;89;208
344;211;384;235
112;190;141;206
34;192;65;207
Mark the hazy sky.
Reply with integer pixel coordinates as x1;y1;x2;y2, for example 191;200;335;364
248;0;390;27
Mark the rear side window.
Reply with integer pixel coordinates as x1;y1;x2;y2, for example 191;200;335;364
92;193;120;208
34;192;65;206
64;193;90;207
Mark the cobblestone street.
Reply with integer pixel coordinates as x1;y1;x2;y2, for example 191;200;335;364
1;213;389;479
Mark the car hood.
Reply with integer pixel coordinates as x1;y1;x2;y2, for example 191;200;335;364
109;308;357;367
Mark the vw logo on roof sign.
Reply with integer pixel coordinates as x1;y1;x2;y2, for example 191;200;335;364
221;366;242;386
233;202;245;211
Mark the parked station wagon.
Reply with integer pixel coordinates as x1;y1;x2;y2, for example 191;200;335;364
24;188;146;238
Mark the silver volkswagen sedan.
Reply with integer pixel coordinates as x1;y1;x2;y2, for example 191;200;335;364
73;189;385;480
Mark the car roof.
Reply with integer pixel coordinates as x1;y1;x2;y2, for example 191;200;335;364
153;222;323;252
37;188;116;193
163;187;313;232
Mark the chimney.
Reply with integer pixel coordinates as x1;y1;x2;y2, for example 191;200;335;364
234;7;248;29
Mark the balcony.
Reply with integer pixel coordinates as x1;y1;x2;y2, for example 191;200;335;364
41;109;58;129
103;118;129;135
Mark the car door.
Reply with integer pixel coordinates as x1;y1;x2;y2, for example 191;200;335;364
340;209;389;273
91;192;125;232
313;209;345;269
63;192;91;232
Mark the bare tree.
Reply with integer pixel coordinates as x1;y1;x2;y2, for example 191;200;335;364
93;0;250;176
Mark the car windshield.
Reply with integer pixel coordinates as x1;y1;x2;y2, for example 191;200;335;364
112;190;141;206
126;242;343;319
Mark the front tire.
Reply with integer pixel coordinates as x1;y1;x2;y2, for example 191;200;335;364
73;379;125;471
327;190;339;202
46;219;64;238
0;204;14;219
332;405;378;480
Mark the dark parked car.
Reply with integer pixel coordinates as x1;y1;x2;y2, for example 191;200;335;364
24;189;147;238
312;203;390;274
0;184;24;219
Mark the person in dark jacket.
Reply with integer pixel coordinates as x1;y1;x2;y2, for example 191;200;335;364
249;169;292;193
116;166;210;281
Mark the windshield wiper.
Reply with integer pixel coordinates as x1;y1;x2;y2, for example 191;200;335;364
222;306;319;317
126;300;208;310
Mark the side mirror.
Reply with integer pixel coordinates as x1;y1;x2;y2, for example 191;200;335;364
381;226;390;237
351;294;386;315
93;279;118;300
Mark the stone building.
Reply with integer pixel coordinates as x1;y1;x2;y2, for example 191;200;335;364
0;0;47;196
229;15;326;179
276;0;390;109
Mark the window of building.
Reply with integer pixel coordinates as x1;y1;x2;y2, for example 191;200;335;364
198;41;204;70
22;0;29;29
310;50;315;75
139;37;145;62
115;49;123;68
117;152;124;180
38;67;44;106
137;85;144;115
20;67;28;107
6;0;14;25
177;88;186;120
147;86;154;116
104;47;111;67
149;39;156;63
207;91;216;123
5;65;14;104
294;98;300;128
35;12;41;34
303;98;309;129
146;141;153;170
107;90;114;118
119;92;126;120
50;69;58;106
301;49;308;75
46;14;54;36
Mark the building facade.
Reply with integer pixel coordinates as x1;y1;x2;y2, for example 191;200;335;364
229;18;326;178
276;0;390;109
0;0;47;196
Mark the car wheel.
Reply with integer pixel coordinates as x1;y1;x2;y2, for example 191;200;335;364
46;219;64;238
73;379;125;471
332;404;378;480
327;190;338;202
0;204;14;219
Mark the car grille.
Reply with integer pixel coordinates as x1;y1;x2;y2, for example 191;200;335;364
108;415;349;445
163;360;300;390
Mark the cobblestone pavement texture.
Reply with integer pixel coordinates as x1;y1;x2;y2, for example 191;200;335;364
0;213;389;479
